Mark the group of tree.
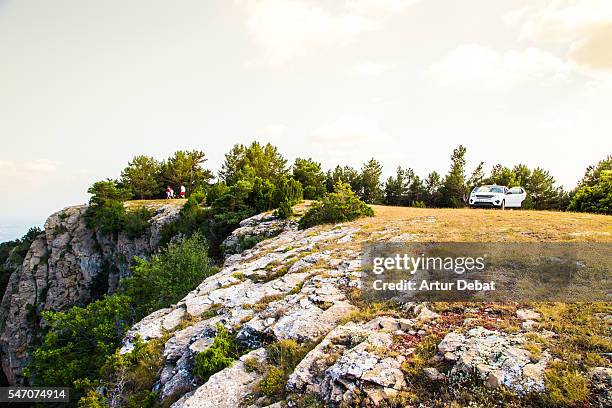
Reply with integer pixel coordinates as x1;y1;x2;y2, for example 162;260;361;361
90;144;612;252
567;155;612;214
119;150;213;199
26;233;214;406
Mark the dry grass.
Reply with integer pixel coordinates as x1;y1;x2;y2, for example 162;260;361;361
124;199;187;210
354;206;612;243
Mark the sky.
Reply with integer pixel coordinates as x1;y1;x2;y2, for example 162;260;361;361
1;0;612;241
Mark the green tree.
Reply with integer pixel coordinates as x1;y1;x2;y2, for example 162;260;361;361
87;180;132;207
120;156;161;199
384;166;412;206
359;158;383;204
467;161;485;193
247;177;276;213
292;158;326;199
407;174;427;206
439;145;467;207
424;171;442;207
84;181;137;238
121;233;213;317
325;165;360;193
26;294;133;388
524;167;566;210
161;150;213;193
485;164;518;187
220;142;288;186
299;181;374;229
568;156;612;214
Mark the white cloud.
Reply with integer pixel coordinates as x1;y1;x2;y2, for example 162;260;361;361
346;0;421;16
311;116;387;144
506;0;612;72
429;44;574;91
353;61;393;76
0;159;60;186
240;0;420;66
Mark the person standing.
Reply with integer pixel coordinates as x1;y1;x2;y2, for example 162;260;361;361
179;184;186;199
165;185;172;199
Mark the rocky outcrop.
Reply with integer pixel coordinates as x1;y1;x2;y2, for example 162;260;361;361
0;203;180;384
287;320;407;405
437;327;550;393
221;212;294;256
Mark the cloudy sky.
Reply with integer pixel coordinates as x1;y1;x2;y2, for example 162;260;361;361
1;0;611;240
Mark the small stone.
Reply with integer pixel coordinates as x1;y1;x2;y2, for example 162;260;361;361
423;367;445;381
522;320;537;330
398;318;414;330
443;352;458;361
485;371;502;388
517;309;541;320
416;306;440;322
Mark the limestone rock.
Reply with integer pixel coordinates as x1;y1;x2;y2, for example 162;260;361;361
516;309;541;321
0;203;180;384
438;327;550;394
170;348;267;408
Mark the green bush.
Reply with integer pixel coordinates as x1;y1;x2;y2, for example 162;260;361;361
544;362;589;406
26;294;133;388
568;156;612;214
27;234;216;401
240;235;266;251
298;181;373;229
265;339;304;370
259;366;285;396
84;180;152;239
121;233;213;317
190;185;207;204
274;199;293;219
122;207;152;239
193;324;238;383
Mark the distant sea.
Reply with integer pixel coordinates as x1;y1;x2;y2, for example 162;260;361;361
0;219;45;243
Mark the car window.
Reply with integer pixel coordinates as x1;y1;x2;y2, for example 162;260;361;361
475;186;505;193
508;187;523;194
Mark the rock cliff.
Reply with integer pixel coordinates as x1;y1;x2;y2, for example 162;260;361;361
115;210;610;407
0;203;181;385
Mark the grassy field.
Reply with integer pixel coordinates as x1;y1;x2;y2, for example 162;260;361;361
124;198;187;210
353;206;612;242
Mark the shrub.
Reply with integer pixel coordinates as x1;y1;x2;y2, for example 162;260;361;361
84;180;152;239
122;206;152;239
193;324;238;383
240;235;266;251
92;337;166;408
26;294;133;388
568;156;612;214
298;181;373;229
544;362;589;406
259;366;285;396
190;185;207;204
274;199;293;219
266;339;303;370
122;233;213;317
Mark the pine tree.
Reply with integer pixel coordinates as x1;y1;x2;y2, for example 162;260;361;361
120;155;161;199
359;158;383;204
440;145;467;207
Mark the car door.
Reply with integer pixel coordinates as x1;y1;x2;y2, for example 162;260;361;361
505;187;526;207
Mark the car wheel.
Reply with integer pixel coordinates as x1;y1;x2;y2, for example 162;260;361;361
501;200;505;210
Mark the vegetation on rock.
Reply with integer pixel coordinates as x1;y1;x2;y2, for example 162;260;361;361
299;181;374;229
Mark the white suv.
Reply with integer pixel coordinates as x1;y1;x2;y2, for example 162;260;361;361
469;185;527;209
